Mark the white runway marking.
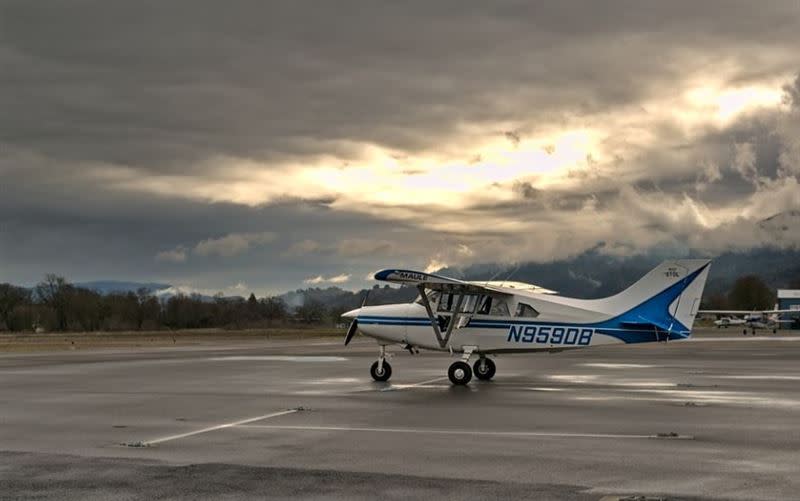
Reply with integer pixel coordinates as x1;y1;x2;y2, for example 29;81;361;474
207;356;346;362
381;376;449;391
688;336;800;342
712;375;800;381
140;409;299;445
237;424;689;440
581;363;656;369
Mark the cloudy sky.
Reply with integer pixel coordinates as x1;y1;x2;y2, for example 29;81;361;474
2;1;800;295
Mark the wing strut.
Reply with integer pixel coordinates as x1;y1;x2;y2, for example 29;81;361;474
416;284;463;348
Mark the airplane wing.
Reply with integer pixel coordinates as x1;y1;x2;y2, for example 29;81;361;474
700;309;800;315
373;269;512;295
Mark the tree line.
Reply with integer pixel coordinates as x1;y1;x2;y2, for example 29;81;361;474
0;274;338;333
701;274;795;310
1;273;794;333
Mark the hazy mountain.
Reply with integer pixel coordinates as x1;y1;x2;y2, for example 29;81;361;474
279;284;418;312
21;243;800;312
439;246;800;300
73;281;232;303
75;280;172;295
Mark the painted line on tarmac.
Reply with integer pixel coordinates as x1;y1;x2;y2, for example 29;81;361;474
208;356;346;362
688;336;800;342
380;376;449;392
127;409;299;447
236;424;692;440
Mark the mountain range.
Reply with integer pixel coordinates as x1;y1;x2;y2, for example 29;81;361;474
61;245;800;311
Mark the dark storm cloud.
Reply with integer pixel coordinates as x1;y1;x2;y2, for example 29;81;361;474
2;1;800;289
0;171;424;292
3;0;798;169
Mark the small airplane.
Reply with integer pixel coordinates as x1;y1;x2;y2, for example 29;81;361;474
713;316;746;329
700;306;798;335
342;259;711;385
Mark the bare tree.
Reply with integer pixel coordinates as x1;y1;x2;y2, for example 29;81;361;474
296;298;327;324
35;274;73;331
0;284;30;330
260;296;287;327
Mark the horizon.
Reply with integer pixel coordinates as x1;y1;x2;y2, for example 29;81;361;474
10;244;800;301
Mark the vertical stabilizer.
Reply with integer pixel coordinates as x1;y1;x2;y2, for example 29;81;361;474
590;259;711;335
669;261;711;332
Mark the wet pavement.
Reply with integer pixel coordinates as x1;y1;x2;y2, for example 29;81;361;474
2;329;799;500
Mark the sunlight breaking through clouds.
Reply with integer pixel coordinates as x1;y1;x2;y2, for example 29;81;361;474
3;1;800;290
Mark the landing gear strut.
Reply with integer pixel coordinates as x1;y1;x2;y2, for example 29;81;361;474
473;357;496;381
370;345;392;382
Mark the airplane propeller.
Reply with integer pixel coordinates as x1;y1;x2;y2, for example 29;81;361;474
344;290;370;346
344;319;358;346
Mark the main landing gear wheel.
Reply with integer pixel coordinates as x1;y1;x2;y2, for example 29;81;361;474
370;360;392;382
473;358;496;381
448;361;472;385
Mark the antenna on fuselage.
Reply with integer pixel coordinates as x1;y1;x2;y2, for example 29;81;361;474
499;263;521;288
482;266;505;287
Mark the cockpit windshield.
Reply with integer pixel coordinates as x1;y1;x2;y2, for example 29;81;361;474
416;291;509;317
415;290;440;306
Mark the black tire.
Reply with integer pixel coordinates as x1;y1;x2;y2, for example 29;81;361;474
448;361;472;385
743;329;748;335
370;360;392;382
473;358;496;381
773;329;777;334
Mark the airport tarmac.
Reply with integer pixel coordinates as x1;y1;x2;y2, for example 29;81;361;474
2;329;800;500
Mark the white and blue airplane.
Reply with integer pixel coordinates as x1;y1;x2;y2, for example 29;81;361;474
700;306;798;335
342;259;711;385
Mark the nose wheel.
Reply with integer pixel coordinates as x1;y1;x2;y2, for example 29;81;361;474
370;345;392;382
370;360;392;381
473;357;496;381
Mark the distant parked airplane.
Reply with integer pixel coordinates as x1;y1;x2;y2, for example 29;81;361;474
342;260;711;385
713;316;746;329
700;306;798;335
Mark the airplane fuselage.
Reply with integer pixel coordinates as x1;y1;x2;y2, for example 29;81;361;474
353;299;689;354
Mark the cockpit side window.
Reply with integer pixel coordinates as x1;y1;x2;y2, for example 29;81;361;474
437;292;455;312
515;302;539;318
476;295;510;317
477;295;492;315
490;300;510;317
460;294;478;313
